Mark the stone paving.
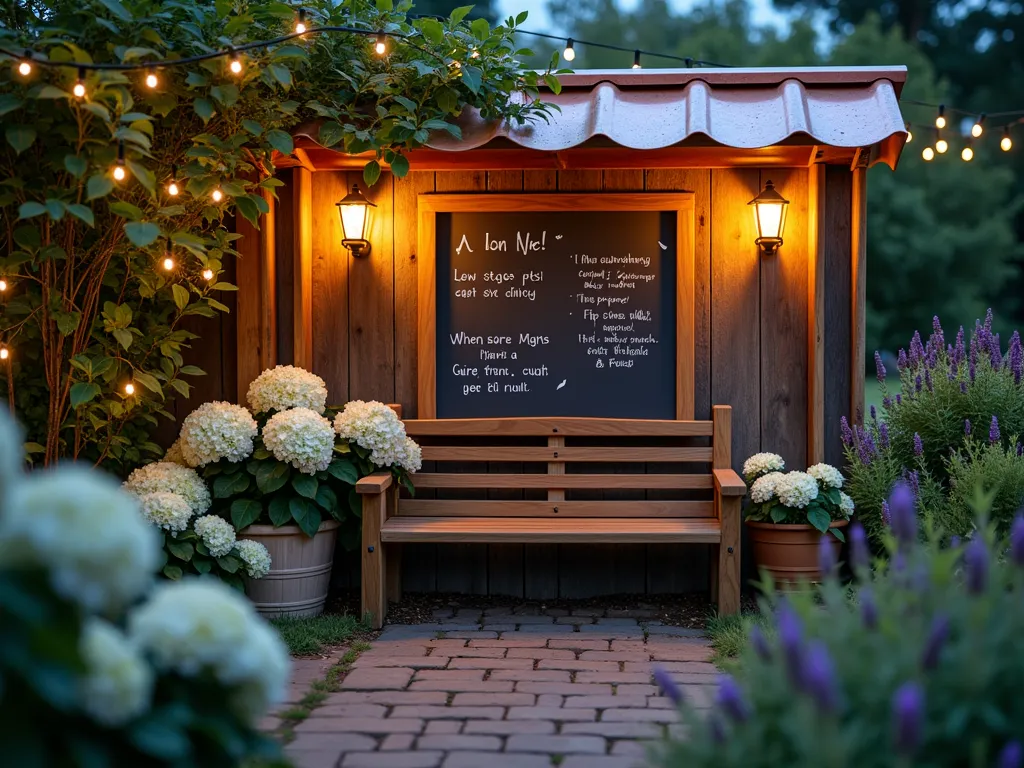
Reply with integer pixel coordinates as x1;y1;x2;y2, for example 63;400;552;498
283;607;715;768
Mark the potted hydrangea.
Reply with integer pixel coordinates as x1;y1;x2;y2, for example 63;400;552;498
139;365;420;618
743;453;855;584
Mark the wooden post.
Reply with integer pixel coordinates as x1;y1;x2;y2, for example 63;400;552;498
292;167;314;370
712;405;740;615
235;200;276;401
850;167;867;424
361;487;387;629
807;165;826;463
259;188;277;369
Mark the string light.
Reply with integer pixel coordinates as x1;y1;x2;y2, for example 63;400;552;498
0;346;9;361
228;48;243;74
0;279;7;292
72;67;86;99
935;133;949;154
562;38;576;62
124;382;135;395
375;32;387;55
971;113;985;137
145;69;158;89
162;255;174;271
202;268;215;281
961;142;974;162
211;188;224;202
632;49;641;69
935;105;946;129
112;140;126;181
166;165;180;197
1002;127;1013;152
922;146;935;161
295;8;307;34
905;122;913;143
17;51;32;76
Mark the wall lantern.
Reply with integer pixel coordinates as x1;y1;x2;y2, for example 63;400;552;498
748;179;789;256
336;184;376;258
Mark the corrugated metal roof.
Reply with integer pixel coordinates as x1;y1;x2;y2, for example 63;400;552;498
424;67;907;169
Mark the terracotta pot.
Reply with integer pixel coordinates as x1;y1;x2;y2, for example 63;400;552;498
746;519;848;585
239;520;340;618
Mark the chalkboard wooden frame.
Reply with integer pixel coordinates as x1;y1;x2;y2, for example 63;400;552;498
417;193;696;420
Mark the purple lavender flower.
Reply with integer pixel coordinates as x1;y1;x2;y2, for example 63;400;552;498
960;381;968;394
879;422;890;449
948;359;957;380
875;351;886;382
915;374;922;393
949;535;961;549
998;741;1024;768
891;682;925;755
921;614;950;670
965;537;989;594
924;368;933;391
889;482;917;547
715;674;750;723
985;307;995;333
860;587;878;629
896;393;903;405
990;415;1001;445
954;326;966;364
840;416;853;447
858;432;877;465
870;404;877;422
883;395;892;409
1013;515;1024;567
1010;331;1022;385
749;624;771;662
881;500;892;527
897;348;908;369
801;641;840;713
849;523;870;573
932;315;945;348
991;332;1003;369
926;345;938;369
965;419;972;437
904;470;920;499
776;601;803;685
652;666;683;706
969;360;977;382
818;535;837;579
910;331;925;368
913;433;924;457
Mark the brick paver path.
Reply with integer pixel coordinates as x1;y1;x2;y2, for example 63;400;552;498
284;608;715;768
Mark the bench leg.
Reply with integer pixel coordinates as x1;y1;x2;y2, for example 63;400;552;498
361;491;387;629
387;543;403;605
717;496;741;616
708;545;720;605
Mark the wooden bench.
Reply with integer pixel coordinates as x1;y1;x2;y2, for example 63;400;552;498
356;405;744;629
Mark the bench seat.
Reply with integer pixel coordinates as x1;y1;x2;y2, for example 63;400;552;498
381;516;725;544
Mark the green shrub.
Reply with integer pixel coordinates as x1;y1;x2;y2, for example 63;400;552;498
654;487;1024;768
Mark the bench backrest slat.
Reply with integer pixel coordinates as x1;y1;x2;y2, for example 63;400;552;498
411;474;713;490
396;500;714;518
405;418;714;438
421;446;712;463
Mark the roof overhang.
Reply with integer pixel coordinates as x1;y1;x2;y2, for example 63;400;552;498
283;65;908;172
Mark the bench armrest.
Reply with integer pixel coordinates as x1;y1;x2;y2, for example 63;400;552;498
713;468;746;497
356;471;393;494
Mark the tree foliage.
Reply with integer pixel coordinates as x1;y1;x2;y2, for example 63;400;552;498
0;0;556;473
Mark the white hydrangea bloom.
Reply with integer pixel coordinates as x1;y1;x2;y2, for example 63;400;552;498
395;437;422;474
163;439;187;466
193;515;236;557
137;492;192;533
742;452;785;481
807;463;845;489
123;461;211;516
0;466;159;611
234;539;272;579
262;407;335;475
129;579;289;724
839;491;855;517
79;618;153;726
179;402;257;467
334;400;409;468
750;471;784;504
775;471;820;510
247;365;329;415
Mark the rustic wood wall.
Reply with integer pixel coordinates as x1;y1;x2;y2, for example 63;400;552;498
224;164;860;598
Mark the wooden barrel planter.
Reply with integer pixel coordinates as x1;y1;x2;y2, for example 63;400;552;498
747;520;848;585
239;520;340;618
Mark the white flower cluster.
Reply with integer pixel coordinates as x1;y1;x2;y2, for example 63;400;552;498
0;467;160;612
179;401;257;467
807;463;845;489
137;492;192;533
123;461;211;516
79;618;153;726
750;471;785;504
742;452;785;481
839;491;855;517
163;439;187;466
247;365;329;415
395;436;423;473
129;579;289;724
775;471;820;509
334;400;417;470
193;515;236;557
234;539;272;579
262;407;335;475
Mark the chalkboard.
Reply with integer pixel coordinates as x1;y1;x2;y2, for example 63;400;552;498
433;207;678;419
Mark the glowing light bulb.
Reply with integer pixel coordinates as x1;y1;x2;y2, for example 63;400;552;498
211;188;224;202
167;181;179;196
961;145;974;161
203;268;215;281
375;33;387;55
112;164;126;181
0;279;7;292
935;105;946;129
73;81;86;98
17;60;31;77
971;122;983;138
922;146;935;161
632;50;641;69
230;57;243;75
935;138;948;154
906;129;913;143
1002;128;1013;152
295;8;308;34
563;39;576;62
295;21;306;33
162;256;174;271
0;346;9;361
124;382;135;395
145;71;158;89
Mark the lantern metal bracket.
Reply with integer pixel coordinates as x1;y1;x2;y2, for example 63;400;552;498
343;238;371;258
755;236;783;256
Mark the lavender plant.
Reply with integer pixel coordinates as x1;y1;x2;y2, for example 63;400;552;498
845;311;1024;543
654;486;1024;768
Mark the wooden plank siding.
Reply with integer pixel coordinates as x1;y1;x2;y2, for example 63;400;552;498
216;163;858;598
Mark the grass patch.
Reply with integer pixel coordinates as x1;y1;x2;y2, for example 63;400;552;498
271;613;363;656
706;611;772;667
